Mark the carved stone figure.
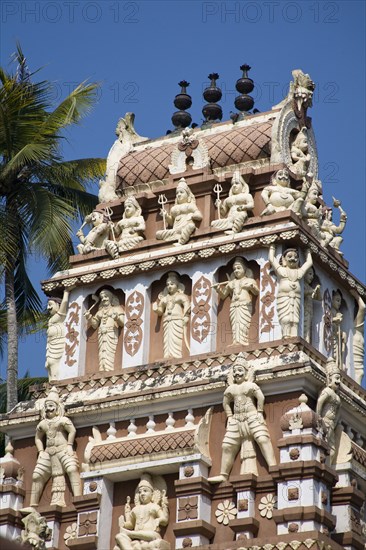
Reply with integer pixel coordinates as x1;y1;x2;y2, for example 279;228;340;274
105;197;145;259
303;267;321;344
291;69;315;115
114;473;170;550
211;172;253;233
301;182;323;240
19;509;52;549
45;290;70;380
260;169;305;216
85;289;125;371
76;208;110;255
269;245;313;338
156;178;202;246
24;387;81;508
214;258;259;346
316;357;342;464
320;198;347;255
152;273;190;359
208;354;276;482
330;290;347;370
290;127;311;177
351;291;365;385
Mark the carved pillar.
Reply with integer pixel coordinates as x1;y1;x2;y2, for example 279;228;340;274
0;444;25;541
76;476;113;550
230;475;259;540
123;283;149;368
190;271;215;355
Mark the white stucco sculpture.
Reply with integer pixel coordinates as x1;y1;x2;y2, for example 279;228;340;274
24;387;81;508
105;197;145;259
301;181;323;240
152;272;190;359
76;208;111;255
316;357;342;464
114;473;170;550
19;509;52;549
320;198;347;255
208;353;276;482
45;290;70;380
351;291;365;385
290;127;311;177
85;288;125;371
330;290;346;370
303;267;321;344
156;178;203;246
269;245;313;338
211;172;254;233
214;257;259;346
260;168;305;216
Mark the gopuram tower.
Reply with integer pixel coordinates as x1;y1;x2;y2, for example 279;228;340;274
1;68;365;550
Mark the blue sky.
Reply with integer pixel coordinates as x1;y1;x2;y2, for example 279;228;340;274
1;0;365;379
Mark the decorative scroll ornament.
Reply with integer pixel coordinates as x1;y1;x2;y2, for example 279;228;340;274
322;289;333;353
191;276;212;343
124;291;144;356
260;261;276;334
65;301;80;367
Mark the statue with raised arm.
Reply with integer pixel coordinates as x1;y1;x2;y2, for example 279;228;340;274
213;258;259;346
105;197;145;259
351;291;365;385
156;178;202;246
45;290;70;380
303;267;321;344
269;245;313;338
24;387;81;509
152;272;190;359
320;198;347;255
85;289;125;371
114;473;170;550
260;168;305;216
211;172;253;233
208;354;276;483
76;208;111;255
316;357;342;464
290;127;311;177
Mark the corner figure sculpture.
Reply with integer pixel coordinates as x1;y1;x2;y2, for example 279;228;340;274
76;208;111;255
330;290;347;370
316;357;342;464
105;197;145;259
114;473;170;550
301;182;323;241
85;289;125;371
45;290;70;380
290;127;311;177
208;354;276;482
156;178;202;246
351;291;365;385
153;272;190;359
260;169;305;216
211;172;254;234
303;267;321;344
25;387;81;508
320;198;347;255
19;509;52;550
214;258;259;346
269;245;313;338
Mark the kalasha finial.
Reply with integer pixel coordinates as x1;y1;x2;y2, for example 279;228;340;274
171;81;192;130
234;64;255;119
202;73;223;124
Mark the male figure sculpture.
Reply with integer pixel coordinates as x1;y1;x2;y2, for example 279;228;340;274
76;208;110;255
316;357;342;464
208;354;276;482
45;289;70;380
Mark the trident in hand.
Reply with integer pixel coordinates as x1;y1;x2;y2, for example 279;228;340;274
105;206;116;242
158;194;168;230
213;183;223;220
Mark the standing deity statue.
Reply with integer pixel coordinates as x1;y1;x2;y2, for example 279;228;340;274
211;172;254;233
208;354;276;483
85;289;125;371
320;198;347;255
303;267;321;344
114;473;170;550
105;197;145;259
45;290;70;380
76;208;111;255
156;178;203;246
152;272;190;359
351;291;365;385
22;387;81;509
316;357;342;464
290;127;311;177
330;290;347;370
269;245;313;338
213;258;259;346
260;168;305;216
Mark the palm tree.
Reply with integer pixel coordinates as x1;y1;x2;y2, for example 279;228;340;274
0;45;106;412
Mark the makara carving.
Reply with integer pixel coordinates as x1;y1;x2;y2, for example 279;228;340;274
19;509;52;549
211;172;254;233
105;197;145;259
261;169;305;216
45;290;70;380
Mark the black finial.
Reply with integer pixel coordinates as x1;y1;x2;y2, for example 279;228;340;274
202;73;223;125
171;81;192;129
234;64;255;120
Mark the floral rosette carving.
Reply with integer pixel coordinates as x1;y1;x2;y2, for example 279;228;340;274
260;261;276;333
215;500;237;525
124;291;144;356
191;276;212;343
65;302;80;367
322;288;333;353
258;494;277;519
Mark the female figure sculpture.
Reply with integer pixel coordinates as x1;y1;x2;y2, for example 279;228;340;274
105;197;145;259
85;289;125;371
214;258;259;346
156;178;202;246
152;272;190;359
45;290;70;380
211;172;254;234
331;290;347;369
303;267;321;344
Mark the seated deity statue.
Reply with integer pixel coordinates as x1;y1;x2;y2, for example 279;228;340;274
300;182;323;240
320;198;347;255
316;357;342;464
105;197;145;259
156;178;202;246
152;272;190;359
114;473;170;550
76;208;111;255
290;127;311;177
260;169;305;216
211;172;254;234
